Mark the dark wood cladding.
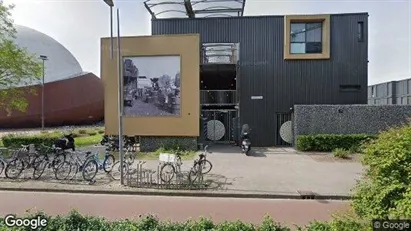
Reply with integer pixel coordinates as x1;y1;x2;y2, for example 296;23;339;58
0;73;104;128
152;13;369;146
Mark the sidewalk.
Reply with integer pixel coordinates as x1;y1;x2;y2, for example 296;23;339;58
0;145;363;199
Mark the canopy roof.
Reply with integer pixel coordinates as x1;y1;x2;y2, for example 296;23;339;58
144;0;246;19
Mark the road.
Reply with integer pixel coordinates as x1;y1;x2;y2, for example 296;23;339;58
0;191;350;228
124;99;174;116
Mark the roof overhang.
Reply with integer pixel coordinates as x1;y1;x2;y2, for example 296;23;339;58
144;0;246;19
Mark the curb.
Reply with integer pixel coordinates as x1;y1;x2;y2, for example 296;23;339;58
0;187;352;200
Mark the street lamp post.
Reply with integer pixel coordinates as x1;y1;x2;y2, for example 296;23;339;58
39;55;48;130
103;0;114;60
115;8;124;185
103;0;124;185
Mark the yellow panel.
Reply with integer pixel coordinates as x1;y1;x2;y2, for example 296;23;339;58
284;14;331;60
101;34;200;136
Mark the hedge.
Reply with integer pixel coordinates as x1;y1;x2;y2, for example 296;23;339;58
0;210;371;231
296;134;377;152
1;133;61;148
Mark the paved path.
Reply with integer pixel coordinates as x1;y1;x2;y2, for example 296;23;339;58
0;191;350;228
0;145;364;198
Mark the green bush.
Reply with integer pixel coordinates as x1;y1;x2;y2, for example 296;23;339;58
352;124;411;219
77;129;87;134
296;134;376;152
332;148;350;159
97;129;105;134
1;133;61;147
0;210;292;231
87;131;97;136
0;210;373;231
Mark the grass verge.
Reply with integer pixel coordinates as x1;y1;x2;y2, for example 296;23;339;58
75;134;104;147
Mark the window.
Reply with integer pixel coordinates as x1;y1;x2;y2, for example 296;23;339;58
290;22;322;54
358;22;364;42
284;14;331;60
371;86;375;97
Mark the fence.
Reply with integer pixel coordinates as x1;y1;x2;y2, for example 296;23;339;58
275;113;293;146
125;160;209;190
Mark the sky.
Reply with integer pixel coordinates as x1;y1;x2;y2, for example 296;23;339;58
127;55;180;78
3;0;411;85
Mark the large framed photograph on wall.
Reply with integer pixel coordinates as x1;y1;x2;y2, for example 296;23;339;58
122;55;181;117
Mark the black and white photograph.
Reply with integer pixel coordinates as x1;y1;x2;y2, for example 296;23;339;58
122;55;181;116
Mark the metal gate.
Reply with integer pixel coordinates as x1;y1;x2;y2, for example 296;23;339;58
201;110;238;143
275;113;293;146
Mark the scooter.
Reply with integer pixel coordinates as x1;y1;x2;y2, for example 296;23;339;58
54;133;75;151
240;124;251;155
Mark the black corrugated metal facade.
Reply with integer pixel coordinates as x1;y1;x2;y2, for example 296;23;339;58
152;13;368;146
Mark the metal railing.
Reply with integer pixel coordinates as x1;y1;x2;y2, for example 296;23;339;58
201;43;239;64
200;90;237;105
125;161;209;190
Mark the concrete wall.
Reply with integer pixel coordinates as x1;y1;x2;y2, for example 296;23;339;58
293;105;411;144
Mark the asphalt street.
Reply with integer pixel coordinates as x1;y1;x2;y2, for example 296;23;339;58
0;191;350;227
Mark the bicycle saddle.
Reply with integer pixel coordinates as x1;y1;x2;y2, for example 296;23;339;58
85;151;92;155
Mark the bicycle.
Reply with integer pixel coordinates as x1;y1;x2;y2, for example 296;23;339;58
55;151;98;182
91;148;115;173
159;152;183;183
4;144;39;179
188;145;213;183
110;160;133;181
0;148;9;176
32;144;67;180
109;147;137;181
193;145;213;174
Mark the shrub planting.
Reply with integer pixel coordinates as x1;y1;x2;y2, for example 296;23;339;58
1;128;104;148
0;210;371;231
352;124;411;219
296;134;376;152
1;133;60;147
332;148;350;159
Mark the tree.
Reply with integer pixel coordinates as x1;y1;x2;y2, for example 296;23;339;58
0;1;42;116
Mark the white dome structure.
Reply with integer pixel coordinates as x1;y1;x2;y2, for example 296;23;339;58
13;25;84;86
0;25;104;129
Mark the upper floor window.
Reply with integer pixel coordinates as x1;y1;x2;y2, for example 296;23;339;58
284;14;331;60
290;22;323;54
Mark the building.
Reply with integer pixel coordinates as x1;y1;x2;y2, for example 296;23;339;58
102;1;368;148
0;25;104;128
145;1;369;147
368;78;411;105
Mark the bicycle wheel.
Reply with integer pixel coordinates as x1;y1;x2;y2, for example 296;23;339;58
160;163;176;183
198;159;213;174
33;161;47;180
32;155;46;170
0;160;5;176
110;161;128;180
82;159;98;181
188;168;203;184
51;153;66;169
103;154;115;173
68;163;79;180
5;159;24;179
54;161;72;180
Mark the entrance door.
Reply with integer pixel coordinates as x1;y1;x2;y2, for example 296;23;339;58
201;109;238;143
